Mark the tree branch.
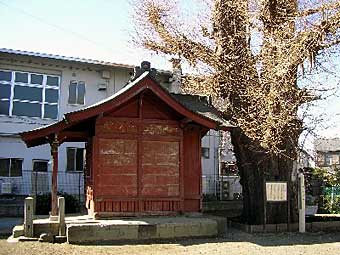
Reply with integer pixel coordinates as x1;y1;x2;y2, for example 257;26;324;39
142;2;216;67
297;1;340;18
274;8;340;76
319;38;340;49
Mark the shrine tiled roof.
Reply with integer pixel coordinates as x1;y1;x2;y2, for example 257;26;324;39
170;93;234;129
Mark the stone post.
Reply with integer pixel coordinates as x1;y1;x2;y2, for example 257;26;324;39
58;196;66;236
24;197;34;237
298;173;305;233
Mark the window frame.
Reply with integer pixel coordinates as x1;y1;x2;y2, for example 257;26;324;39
201;147;210;159
68;80;86;106
66;147;85;172
0;158;23;177
32;159;49;172
0;69;60;120
325;154;333;166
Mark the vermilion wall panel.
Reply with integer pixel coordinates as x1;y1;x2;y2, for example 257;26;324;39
86;94;202;217
108;99;139;118
183;126;202;212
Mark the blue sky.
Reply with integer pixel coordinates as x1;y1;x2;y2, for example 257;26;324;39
0;0;171;68
0;0;338;142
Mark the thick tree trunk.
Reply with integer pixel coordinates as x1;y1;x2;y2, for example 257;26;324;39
231;128;298;225
136;0;303;224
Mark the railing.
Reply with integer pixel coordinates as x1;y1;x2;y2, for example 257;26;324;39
323;186;340;196
0;170;85;207
0;172;243;210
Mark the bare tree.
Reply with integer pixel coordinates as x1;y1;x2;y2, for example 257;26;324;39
133;0;340;224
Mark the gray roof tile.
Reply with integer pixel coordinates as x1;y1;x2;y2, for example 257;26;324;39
315;138;340;152
170;94;234;129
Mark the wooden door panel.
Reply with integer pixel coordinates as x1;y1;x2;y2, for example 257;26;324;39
97;138;137;197
141;140;180;197
93;116;184;215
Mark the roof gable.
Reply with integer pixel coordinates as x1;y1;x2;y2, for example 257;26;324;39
64;72;224;128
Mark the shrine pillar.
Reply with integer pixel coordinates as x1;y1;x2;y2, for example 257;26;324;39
50;135;59;218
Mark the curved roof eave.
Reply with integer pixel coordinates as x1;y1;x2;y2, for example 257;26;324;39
20;72;233;147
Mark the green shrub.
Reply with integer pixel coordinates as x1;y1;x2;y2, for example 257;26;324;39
203;194;218;201
35;192;81;215
318;193;340;214
303;166;340;213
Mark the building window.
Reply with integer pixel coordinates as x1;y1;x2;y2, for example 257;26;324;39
66;148;85;172
33;160;48;172
221;162;238;176
325;154;333;166
68;81;85;105
201;147;210;159
332;154;340;165
0;158;23;177
0;69;59;119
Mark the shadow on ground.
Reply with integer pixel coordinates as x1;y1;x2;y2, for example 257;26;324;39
68;228;340;247
3;214;340;248
0;217;22;238
2;227;340;247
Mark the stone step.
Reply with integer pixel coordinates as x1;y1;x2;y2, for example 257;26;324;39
12;225;24;238
18;236;39;242
11;225;67;243
67;217;219;244
13;220;60;238
54;235;67;243
33;221;59;237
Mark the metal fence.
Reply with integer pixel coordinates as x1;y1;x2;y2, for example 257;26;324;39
202;174;242;201
323;186;340;196
0;171;242;207
0;170;85;205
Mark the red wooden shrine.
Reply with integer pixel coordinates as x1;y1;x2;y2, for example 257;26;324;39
21;72;232;218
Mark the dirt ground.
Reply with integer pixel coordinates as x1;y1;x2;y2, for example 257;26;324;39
1;229;340;255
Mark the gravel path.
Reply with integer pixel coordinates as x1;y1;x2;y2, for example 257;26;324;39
1;229;340;255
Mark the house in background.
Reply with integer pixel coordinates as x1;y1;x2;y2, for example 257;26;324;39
201;129;242;200
201;130;220;196
315;138;340;169
0;48;239;215
297;148;315;169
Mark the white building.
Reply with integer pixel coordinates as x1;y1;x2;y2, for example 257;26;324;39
201;130;242;200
